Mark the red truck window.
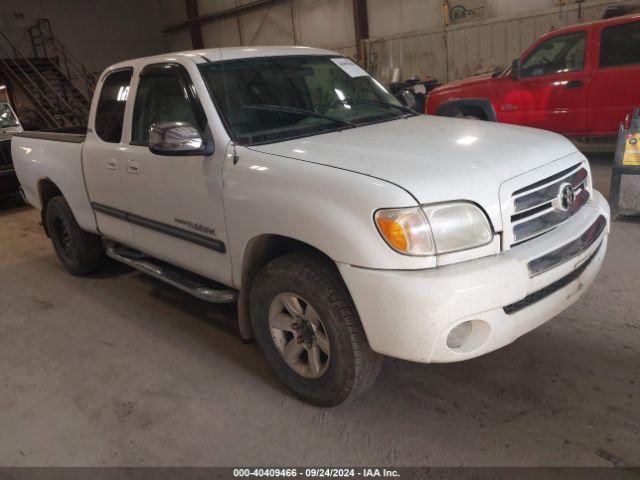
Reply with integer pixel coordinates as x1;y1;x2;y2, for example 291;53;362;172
520;32;586;78
600;21;640;68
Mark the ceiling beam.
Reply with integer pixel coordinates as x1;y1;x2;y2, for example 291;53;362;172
184;0;204;49
352;0;369;64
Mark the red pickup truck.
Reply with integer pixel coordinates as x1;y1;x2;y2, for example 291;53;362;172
426;13;640;140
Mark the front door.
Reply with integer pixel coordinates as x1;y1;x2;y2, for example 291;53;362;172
119;62;231;284
83;68;136;246
497;30;589;136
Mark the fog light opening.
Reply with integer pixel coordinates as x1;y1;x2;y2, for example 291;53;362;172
446;320;491;353
447;321;472;349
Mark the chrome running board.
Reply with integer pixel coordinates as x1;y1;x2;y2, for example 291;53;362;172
106;243;237;304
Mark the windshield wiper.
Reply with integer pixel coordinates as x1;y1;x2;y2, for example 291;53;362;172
345;98;417;115
243;104;355;128
320;97;417;116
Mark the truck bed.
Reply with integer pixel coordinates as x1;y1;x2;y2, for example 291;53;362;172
11;131;97;234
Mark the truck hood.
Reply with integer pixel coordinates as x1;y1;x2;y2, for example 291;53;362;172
431;73;496;93
248;115;578;230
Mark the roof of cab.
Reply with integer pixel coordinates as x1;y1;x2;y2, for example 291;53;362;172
104;46;339;74
536;12;640;40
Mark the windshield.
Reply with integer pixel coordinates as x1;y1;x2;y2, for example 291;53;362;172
199;55;415;145
0;103;19;128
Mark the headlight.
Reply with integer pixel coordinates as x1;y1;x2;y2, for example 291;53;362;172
375;203;492;256
422;203;493;254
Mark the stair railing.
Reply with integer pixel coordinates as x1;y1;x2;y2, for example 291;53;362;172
28;19;96;101
0;57;61;128
0;29;86;127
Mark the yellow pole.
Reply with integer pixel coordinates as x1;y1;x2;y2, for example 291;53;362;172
442;1;449;27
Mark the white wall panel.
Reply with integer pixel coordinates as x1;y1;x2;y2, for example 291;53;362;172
166;0;355;54
295;0;355;49
239;3;296;46
368;0;441;37
202;17;243;46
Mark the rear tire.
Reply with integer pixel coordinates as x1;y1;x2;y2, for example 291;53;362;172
250;252;383;407
45;196;105;276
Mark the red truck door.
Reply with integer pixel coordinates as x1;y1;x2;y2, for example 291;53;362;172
496;30;589;135
589;19;640;137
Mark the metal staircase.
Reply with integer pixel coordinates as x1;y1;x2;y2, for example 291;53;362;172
0;19;97;129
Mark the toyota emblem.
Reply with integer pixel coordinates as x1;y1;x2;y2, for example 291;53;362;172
560;184;576;211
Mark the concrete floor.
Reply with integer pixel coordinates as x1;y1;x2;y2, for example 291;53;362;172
0;157;638;467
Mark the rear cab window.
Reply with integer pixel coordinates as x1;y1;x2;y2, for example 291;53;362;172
599;21;640;68
94;69;133;143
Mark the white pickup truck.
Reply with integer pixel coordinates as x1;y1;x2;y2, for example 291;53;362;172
12;47;610;406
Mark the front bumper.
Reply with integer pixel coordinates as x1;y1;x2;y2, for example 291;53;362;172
338;191;610;363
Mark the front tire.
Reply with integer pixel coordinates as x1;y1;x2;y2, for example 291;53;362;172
250;252;383;407
45;196;105;276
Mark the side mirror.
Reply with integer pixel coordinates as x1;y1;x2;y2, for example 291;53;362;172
399;90;417;110
148;121;213;156
511;58;521;80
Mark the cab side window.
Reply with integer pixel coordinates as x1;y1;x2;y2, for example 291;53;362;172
600;21;640;68
94;69;132;143
520;32;586;78
131;68;200;146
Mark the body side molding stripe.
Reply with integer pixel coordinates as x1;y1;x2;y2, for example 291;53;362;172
91;203;226;253
92;203;128;220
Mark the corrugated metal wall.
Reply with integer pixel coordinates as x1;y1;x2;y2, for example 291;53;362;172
364;0;637;84
165;0;357;57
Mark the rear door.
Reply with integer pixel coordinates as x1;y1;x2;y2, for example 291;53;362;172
119;62;232;284
496;30;589;135
82;68;136;246
588;19;640;136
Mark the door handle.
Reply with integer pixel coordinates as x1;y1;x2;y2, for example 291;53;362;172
566;80;584;89
126;160;139;174
106;157;117;170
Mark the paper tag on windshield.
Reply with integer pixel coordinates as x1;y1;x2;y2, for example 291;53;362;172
331;58;369;78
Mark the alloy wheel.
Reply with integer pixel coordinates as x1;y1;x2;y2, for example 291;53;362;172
268;292;331;379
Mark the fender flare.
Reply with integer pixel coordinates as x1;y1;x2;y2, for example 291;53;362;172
436;98;497;121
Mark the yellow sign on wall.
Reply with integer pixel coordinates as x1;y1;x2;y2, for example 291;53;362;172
623;133;640;166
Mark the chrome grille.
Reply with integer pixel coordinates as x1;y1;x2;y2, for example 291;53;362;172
509;163;589;246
